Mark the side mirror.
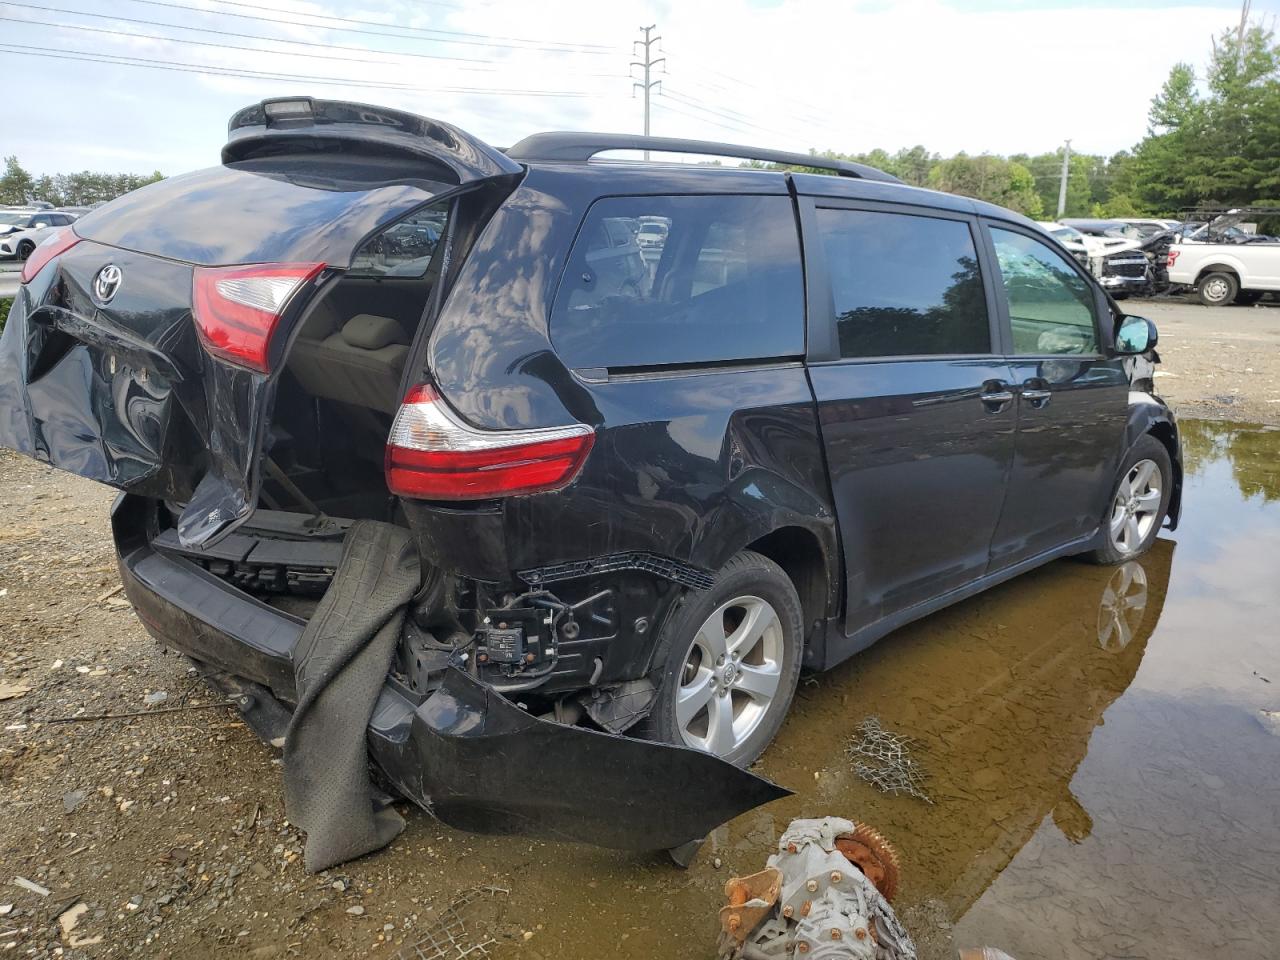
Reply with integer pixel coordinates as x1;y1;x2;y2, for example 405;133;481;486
1114;315;1157;355
32;222;48;229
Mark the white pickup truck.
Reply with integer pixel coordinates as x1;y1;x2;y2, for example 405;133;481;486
1167;240;1280;305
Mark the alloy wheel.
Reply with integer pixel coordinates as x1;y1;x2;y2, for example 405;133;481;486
1109;458;1162;555
1097;561;1149;651
675;595;783;757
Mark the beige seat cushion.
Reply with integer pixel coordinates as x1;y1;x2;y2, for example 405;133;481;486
288;326;410;415
341;313;407;351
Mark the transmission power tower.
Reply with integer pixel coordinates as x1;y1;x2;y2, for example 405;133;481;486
632;24;665;159
1056;138;1072;218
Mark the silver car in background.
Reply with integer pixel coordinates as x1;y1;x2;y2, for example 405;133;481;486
0;209;79;261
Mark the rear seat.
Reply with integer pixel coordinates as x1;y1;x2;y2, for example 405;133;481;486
288;307;411;415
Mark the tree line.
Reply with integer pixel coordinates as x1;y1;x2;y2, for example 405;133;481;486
767;18;1280;224
2;16;1276;221
0;156;163;207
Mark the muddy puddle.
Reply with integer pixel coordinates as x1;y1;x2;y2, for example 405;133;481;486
432;419;1279;960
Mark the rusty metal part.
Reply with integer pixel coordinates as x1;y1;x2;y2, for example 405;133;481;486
719;867;782;944
835;823;901;902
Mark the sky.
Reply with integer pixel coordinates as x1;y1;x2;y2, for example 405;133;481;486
5;0;1277;177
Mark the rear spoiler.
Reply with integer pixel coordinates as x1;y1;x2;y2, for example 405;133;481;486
223;98;522;185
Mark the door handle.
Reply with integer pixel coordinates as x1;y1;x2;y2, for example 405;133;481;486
1021;379;1052;409
979;380;1014;412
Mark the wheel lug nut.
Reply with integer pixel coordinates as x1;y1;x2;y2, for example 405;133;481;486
716;655;725;666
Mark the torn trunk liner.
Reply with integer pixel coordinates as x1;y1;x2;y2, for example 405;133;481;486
0;106;790;859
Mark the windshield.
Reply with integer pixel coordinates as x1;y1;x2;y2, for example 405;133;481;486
0;213;29;226
1051;226;1085;242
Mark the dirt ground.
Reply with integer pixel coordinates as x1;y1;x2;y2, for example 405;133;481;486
0;295;1274;958
1140;297;1280;424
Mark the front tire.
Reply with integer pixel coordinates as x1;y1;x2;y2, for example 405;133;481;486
15;240;34;261
1087;435;1172;564
1198;271;1238;306
638;550;803;767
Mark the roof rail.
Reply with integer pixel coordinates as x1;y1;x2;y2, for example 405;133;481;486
504;132;901;183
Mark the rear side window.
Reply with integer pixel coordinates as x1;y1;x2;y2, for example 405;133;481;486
550;195;804;369
817;208;990;358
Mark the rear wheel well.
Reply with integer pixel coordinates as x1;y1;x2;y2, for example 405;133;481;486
1196;264;1239;284
745;527;829;637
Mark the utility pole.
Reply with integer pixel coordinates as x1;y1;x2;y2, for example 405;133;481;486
632;25;664;159
1056;138;1072;219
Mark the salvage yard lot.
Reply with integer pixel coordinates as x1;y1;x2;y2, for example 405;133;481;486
2;298;1279;959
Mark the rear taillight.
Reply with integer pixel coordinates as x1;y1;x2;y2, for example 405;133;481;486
1167;249;1180;267
386;384;595;500
192;262;325;372
20;227;82;284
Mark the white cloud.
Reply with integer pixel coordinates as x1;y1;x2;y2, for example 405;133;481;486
6;0;1260;174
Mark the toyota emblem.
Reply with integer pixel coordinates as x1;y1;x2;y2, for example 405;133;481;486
94;264;122;303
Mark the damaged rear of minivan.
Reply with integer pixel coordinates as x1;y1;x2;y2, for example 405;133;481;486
0;98;787;855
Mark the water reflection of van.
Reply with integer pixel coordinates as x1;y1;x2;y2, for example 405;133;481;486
763;540;1174;919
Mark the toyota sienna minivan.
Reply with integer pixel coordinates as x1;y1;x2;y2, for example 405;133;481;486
0;98;1181;851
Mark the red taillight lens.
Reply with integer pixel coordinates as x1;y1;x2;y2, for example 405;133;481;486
191;262;325;373
386;384;595;500
1167;249;1180;267
20;227;82;284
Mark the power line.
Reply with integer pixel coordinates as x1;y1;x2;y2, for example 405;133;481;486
1;2;494;64
120;0;615;54
649;97;766;142
0;14;389;64
659;90;800;143
198;0;617;51
662;89;796;137
0;41;612;95
677;73;830;128
4;12;633;78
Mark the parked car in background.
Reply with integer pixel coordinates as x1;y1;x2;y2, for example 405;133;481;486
1173;211;1278;245
1036;221;1092;269
1116;218;1181;238
1167;237;1280;305
0;98;1183;851
635;218;669;252
1056;219;1155;298
0;209;79;260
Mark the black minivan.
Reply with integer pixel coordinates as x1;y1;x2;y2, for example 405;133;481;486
0;99;1181;851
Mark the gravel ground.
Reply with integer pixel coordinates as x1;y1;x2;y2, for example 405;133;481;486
1140;297;1280;425
0;293;1273;958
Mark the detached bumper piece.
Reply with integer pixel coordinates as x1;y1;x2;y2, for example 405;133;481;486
114;496;789;854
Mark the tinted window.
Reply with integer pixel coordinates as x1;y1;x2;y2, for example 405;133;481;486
550;195;804;369
991;228;1099;355
817;209;989;358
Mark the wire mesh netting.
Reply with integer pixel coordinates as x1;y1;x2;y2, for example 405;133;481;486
392;885;511;960
847;716;933;803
